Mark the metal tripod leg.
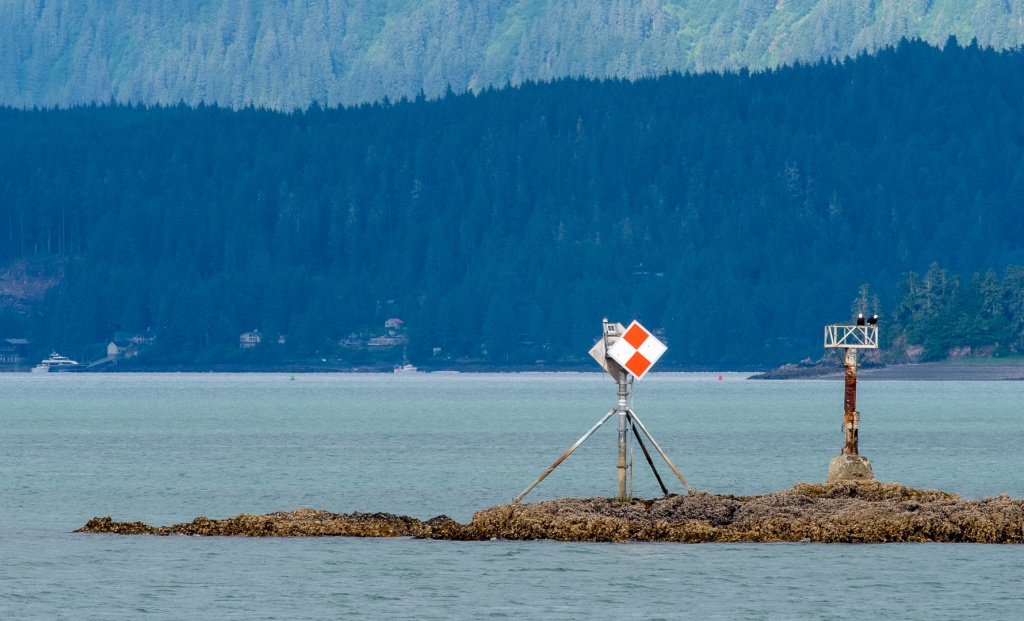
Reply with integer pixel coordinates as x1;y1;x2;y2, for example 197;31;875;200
513;409;616;504
628;412;669;496
627;408;693;494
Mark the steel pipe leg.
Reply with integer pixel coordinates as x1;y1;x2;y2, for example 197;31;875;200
513;409;617;504
629;413;669;496
628;409;693;494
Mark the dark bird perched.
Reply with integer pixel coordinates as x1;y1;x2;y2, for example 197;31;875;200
856;313;866;326
867;314;878;325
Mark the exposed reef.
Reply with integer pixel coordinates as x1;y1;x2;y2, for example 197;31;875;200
748;360;885;380
747;362;841;379
77;482;1024;543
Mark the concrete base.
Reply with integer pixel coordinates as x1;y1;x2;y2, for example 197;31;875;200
826;454;875;483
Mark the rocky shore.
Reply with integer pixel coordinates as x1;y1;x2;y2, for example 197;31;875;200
77;482;1024;543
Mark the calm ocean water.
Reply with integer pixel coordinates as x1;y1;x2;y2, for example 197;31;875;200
2;372;1023;619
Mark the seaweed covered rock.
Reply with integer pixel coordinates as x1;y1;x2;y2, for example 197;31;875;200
76;509;437;538
76;482;1024;543
470;482;1024;543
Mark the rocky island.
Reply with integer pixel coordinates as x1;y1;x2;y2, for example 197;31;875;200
77;481;1024;544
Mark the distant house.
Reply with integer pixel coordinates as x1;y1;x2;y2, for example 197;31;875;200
102;330;153;362
0;338;29;366
114;330;156;346
338;333;364;349
367;335;408;348
239;330;262;349
107;342;139;360
362;318;410;348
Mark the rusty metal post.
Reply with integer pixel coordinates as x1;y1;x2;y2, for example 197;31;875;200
824;320;876;483
843;347;860;456
616;378;629;500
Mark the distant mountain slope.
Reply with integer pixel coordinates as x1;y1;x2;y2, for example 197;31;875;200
2;0;1023;110
3;40;1024;367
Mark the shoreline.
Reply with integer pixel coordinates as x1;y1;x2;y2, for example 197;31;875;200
752;360;1024;381
857;362;1024;381
6;360;1024;380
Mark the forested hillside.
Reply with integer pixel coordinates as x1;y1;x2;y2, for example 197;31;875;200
2;0;1024;110
886;264;1024;363
2;39;1024;368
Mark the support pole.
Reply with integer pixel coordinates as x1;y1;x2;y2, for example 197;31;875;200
513;409;617;504
628;409;693;494
617;379;629;500
823;321;875;483
843;347;859;456
629;413;669;496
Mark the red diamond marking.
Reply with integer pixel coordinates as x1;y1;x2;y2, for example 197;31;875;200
625;352;651;377
623;324;648;349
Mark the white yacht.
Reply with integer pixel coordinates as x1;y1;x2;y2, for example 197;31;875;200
32;352;82;373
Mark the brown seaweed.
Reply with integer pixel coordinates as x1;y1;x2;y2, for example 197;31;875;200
76;482;1024;543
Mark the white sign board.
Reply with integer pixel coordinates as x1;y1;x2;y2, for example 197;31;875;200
606;320;666;380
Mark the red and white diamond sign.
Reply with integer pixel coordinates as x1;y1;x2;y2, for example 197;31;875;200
607;320;666;380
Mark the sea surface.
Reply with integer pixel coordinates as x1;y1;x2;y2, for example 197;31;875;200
2;372;1023;619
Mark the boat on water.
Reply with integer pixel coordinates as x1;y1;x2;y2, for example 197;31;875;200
32;352;83;373
393;349;418;374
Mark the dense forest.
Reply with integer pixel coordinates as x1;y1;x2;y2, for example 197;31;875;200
884;264;1024;363
3;39;1024;368
3;0;1024;110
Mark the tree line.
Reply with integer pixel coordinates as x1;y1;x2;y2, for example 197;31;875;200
3;0;1024;110
880;264;1024;362
2;39;1024;368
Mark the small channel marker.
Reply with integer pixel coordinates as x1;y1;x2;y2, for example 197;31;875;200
513;319;692;503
